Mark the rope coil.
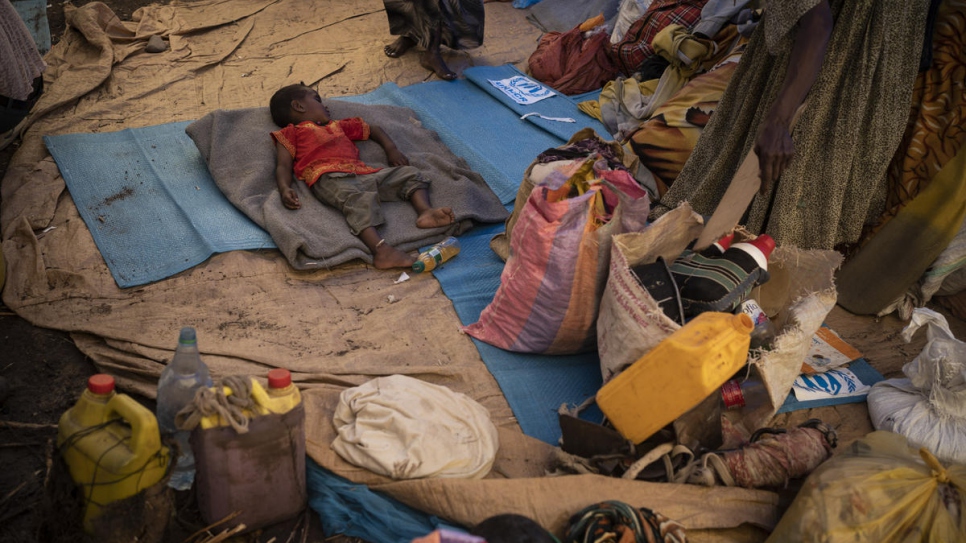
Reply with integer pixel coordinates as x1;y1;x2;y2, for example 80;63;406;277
175;375;255;434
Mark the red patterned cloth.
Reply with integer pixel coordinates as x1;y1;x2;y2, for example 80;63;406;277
609;0;708;76
271;118;379;187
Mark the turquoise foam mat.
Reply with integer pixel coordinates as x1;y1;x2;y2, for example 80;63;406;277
430;224;604;446
44;121;276;288
340;64;608;206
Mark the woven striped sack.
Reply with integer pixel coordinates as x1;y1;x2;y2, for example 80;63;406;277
464;156;649;354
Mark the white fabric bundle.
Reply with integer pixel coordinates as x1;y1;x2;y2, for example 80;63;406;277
868;308;966;464
331;375;499;479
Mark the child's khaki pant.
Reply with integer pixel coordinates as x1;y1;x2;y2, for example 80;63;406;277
311;165;429;235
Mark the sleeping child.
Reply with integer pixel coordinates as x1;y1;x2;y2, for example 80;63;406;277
269;83;455;269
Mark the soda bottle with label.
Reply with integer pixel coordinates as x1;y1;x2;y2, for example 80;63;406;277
413;237;461;273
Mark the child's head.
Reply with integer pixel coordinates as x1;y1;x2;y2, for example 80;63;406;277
269;83;331;127
470;514;557;543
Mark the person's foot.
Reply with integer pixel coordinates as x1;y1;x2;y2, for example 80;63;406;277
384;36;415;58
416;207;456;228
373;242;416;269
419;49;457;81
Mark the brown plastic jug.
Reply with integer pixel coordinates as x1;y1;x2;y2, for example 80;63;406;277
190;369;306;532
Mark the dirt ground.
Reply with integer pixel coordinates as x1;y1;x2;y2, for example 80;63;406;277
3;1;966;543
0;2;325;542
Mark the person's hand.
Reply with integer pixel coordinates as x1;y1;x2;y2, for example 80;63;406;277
754;119;795;195
281;187;300;209
386;149;409;167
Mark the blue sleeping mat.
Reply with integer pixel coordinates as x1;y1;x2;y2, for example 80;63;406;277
431;224;605;445
341;64;608;206
44;121;276;288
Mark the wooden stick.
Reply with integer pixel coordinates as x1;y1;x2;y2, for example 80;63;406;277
201;524;246;543
182;511;242;543
0;420;57;430
0;482;26;506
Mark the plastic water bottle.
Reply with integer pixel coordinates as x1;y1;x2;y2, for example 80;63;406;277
412;237;460;273
156;327;213;490
737;299;778;350
720;377;771;413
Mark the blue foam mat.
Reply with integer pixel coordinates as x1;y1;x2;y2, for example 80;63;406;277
340;65;608;205
462;65;609;142
44;122;276;288
431;224;604;445
342;67;611;444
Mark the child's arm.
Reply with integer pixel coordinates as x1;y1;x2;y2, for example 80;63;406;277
275;141;301;210
368;125;409;167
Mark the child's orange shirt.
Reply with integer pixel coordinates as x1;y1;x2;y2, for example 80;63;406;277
272;118;381;187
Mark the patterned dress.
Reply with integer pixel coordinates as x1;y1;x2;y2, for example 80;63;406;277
655;0;933;251
383;0;484;51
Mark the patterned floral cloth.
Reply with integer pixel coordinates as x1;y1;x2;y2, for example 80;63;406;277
864;0;966;241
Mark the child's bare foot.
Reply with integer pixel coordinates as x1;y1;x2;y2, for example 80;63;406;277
416;207;456;228
419;49;457;81
384;37;415;58
373;242;415;269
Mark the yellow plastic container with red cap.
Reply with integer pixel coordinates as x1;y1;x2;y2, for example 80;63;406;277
596;311;754;444
191;368;306;533
57;374;170;533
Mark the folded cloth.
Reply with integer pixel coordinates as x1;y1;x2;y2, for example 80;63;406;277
186;102;509;270
331;375;499;480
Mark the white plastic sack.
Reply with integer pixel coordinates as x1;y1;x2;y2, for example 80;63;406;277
331;375;499;479
610;0;653;43
868;307;966;465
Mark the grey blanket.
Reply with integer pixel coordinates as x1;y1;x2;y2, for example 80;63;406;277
186;102;509;270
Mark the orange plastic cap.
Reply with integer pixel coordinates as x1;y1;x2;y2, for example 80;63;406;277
267;368;292;389
733;312;754;333
88;374;115;394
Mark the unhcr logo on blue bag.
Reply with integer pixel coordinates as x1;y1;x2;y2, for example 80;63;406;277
792;367;871;402
489;76;556;105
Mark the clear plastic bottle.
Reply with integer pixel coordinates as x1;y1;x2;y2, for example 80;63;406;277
737;299;778;350
156;327;213;490
720;375;774;435
720;377;770;412
412;237;460;273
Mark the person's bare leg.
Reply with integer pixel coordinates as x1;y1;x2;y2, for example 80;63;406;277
410;188;455;228
359;226;415;269
419;21;456;80
385;36;415;58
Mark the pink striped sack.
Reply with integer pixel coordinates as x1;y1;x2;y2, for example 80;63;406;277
463;155;649;354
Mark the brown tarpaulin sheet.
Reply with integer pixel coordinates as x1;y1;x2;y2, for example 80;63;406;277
0;1;778;540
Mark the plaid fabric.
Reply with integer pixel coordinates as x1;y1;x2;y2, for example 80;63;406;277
609;0;708;76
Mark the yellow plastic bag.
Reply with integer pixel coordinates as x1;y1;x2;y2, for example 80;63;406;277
767;431;966;542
